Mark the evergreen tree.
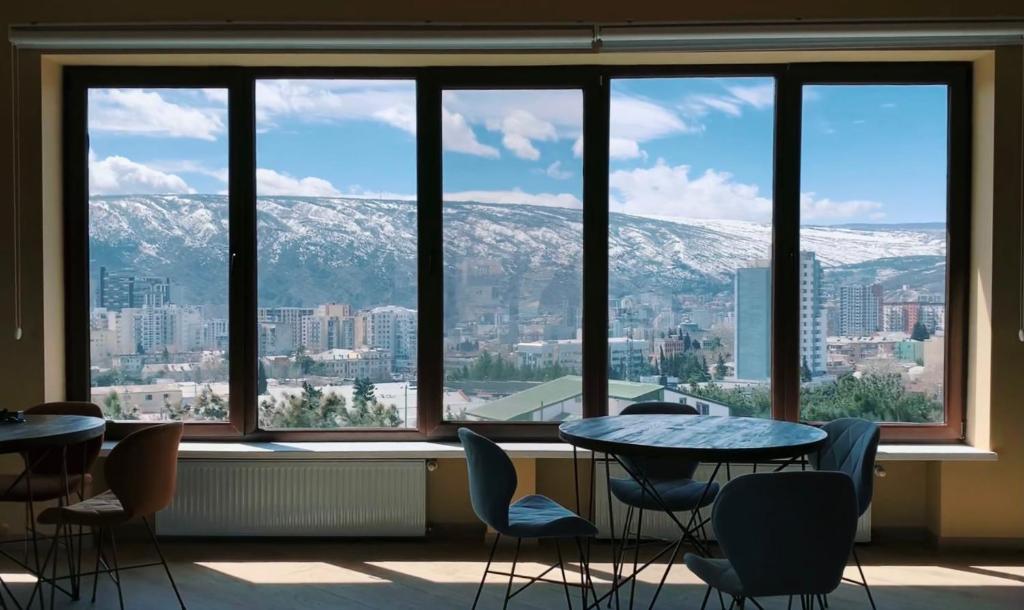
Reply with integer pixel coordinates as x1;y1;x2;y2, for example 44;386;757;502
354;377;377;403
101;390;139;420
911;321;931;341
257;360;269;395
714;353;728;380
801;356;813;382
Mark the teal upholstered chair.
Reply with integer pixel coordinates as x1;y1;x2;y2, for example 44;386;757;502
684;471;858;610
459;428;597;609
810;418;881;609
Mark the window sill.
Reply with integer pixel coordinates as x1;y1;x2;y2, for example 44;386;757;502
101;441;997;462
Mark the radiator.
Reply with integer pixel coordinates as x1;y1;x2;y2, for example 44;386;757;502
593;461;871;543
157;459;427;537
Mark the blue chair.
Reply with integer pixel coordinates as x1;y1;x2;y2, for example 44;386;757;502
608;402;717;609
459;428;598;609
683;471;858;610
809;418;881;609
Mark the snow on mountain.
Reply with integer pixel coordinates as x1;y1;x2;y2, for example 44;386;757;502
88;195;946;307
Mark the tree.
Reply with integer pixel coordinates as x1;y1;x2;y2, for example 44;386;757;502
162;346;171;364
714;353;728;380
911;321;931;341
801;356;813;382
101;390;139;420
353;377;376;403
257;360;269;395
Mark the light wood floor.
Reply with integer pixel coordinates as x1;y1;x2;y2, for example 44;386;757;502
1;538;1021;609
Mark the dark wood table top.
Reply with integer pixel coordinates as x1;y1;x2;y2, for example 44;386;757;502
559;415;827;462
0;414;106;454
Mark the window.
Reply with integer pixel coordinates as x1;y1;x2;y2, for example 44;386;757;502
254;79;418;429
65;63;969;442
440;89;584;423
606;77;775;419
798;84;951;425
84;86;230;423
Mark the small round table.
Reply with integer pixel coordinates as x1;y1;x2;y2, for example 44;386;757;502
559;415;826;610
0;414;106;609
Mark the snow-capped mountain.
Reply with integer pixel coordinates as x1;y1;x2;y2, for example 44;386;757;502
88;195;947;308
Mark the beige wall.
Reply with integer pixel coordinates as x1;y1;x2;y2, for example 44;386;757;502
0;2;1023;544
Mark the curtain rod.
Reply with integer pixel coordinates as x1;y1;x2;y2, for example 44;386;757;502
8;20;1024;52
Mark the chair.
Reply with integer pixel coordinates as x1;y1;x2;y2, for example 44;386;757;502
0;401;104;590
459;428;598;609
809;418;881;609
34;422;186;610
608;402;716;609
683;471;858;610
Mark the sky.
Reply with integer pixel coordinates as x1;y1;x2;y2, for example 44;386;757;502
86;78;949;225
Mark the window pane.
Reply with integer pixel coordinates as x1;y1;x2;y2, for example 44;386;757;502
799;85;947;424
88;88;230;421
255;79;418;429
442;89;584;422
607;78;776;418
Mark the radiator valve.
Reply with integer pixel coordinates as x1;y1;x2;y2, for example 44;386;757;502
426;459;438;472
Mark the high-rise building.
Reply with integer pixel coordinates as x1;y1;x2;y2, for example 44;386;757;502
799;251;828;375
734;260;771;381
838;283;883;336
360;306;418;372
97;267;174;311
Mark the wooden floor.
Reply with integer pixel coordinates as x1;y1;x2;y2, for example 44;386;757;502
1;538;1022;609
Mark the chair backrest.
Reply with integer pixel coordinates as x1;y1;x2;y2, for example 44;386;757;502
713;471;858;598
105;423;183;518
618;402;700;481
808;418;880;516
458;428;517;533
25;402;105;477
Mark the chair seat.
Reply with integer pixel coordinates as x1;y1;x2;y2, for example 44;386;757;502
610;477;719;512
684;554;744;597
0;473;92;502
37;490;129;527
505;494;598;539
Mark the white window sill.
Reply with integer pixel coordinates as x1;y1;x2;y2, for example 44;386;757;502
101;441;997;462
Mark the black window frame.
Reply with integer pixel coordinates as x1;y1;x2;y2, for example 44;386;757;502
64;61;971;443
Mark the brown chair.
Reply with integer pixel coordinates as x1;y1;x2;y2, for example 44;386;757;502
0;401;104;585
35;422;186;610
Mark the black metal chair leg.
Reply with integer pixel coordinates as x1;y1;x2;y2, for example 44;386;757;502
472;533;501;610
142;517;187;609
555;539;573;610
25;517;60;610
90;528;102;603
647;537;682;610
610;505;633;607
503;538;522;610
629;508;643;610
108;528;125;610
699;586;712;610
852;546;877;610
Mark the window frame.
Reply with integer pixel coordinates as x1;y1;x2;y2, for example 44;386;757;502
63;61;971;443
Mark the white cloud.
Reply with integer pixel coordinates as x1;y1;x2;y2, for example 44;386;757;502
679;83;775;120
572;136;647;160
256;168;342;197
610;94;693;142
89;151;195;195
544;161;572;180
442;108;500;158
726;83;775;109
444;189;581;209
800;193;885;221
255;79;417;134
488;109;557;160
609;159;885;223
148;160;228;183
610;160;771;222
88;89;224;141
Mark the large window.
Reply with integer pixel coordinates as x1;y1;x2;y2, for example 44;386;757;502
606;77;776;419
65;64;970;442
85;87;230;423
440;89;584;423
254;79;418;429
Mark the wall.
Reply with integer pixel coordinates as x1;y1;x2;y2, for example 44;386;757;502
0;2;1022;545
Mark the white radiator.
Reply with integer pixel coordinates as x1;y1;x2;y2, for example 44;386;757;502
594;461;871;543
157;459;427;537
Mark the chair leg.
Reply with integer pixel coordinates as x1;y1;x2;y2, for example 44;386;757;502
610;505;633;608
472;533;501;610
142;516;187;609
25;518;61;610
647;536;682;610
107;528;125;610
90;528;102;603
503;538;522;610
699;586;712;610
575;537;597;609
555;539;573;610
852;546;877;610
629;508;643;610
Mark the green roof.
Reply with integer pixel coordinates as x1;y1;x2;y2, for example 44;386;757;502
468;375;664;421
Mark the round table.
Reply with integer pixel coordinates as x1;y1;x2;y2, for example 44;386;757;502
559;414;827;462
559;415;826;610
0;414;106;455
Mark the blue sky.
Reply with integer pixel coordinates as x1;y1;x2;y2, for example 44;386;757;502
87;78;948;225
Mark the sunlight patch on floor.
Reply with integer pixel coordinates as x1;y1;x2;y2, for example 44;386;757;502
367;561;612;585
196;561;389;584
969;566;1024;578
853;565;1024;586
0;572;38;584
